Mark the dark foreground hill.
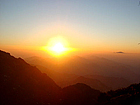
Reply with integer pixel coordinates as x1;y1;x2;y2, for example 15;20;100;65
98;83;140;105
61;83;100;105
70;76;110;92
0;50;101;105
0;50;61;105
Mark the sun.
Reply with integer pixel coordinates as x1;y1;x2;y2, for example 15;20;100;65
42;36;74;57
51;42;66;54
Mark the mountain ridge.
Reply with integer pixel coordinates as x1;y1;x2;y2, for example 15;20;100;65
0;50;61;105
25;55;140;83
0;50;102;105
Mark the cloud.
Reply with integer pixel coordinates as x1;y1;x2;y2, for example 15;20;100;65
115;51;124;54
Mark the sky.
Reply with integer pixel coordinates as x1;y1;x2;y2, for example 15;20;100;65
0;0;140;57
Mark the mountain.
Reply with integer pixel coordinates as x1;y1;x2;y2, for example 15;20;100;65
69;76;111;92
84;75;130;90
61;83;101;105
30;65;110;92
1;50;140;105
25;56;140;83
0;50;61;105
25;55;140;91
98;83;140;105
33;65;79;88
36;64;130;91
0;50;102;105
33;65;126;92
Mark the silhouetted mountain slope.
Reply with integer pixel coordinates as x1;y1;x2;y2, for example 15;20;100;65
1;50;140;105
85;75;130;90
25;56;139;92
0;50;61;105
0;50;104;105
31;65;110;92
35;65;79;88
36;64;130;92
98;83;140;105
70;76;111;92
25;56;140;83
61;83;101;105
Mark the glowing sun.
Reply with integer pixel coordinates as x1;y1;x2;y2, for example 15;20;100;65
51;42;66;53
42;36;74;56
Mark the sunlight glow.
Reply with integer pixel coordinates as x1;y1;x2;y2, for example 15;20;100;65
42;36;75;57
51;42;66;53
